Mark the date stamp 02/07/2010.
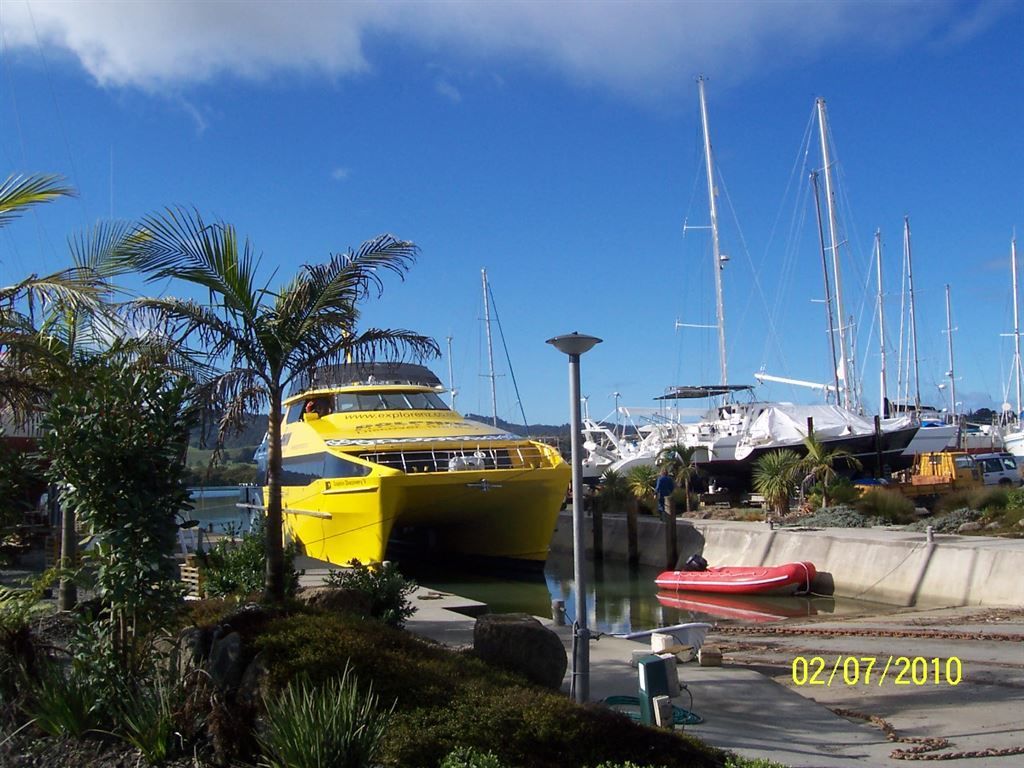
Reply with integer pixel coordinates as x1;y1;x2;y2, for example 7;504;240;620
791;656;963;687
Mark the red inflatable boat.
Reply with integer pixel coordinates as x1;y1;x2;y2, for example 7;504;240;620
654;561;816;596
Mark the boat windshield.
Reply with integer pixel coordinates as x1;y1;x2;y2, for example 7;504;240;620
334;390;451;413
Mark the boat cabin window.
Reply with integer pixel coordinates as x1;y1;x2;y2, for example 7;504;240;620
333;390;450;412
285;402;306;423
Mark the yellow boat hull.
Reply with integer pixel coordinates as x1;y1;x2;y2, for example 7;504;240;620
279;463;570;565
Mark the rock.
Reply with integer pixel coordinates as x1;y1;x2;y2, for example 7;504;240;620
473;613;567;690
237;652;270;708
1017;518;1024;529
295;585;373;616
208;631;245;691
177;626;213;668
957;521;983;533
985;521;1002;530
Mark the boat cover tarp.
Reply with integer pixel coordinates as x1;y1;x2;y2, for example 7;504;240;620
743;404;912;448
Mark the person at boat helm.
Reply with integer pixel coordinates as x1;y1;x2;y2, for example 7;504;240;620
304;397;332;419
655;467;675;519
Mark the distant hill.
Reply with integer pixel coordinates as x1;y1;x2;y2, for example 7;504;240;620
190;413;266;450
462;413;569;439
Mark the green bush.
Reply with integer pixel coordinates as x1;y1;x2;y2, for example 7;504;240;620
936;486;1009;515
441;747;506;768
200;519;297;598
724;758;789;768
1006;487;1024;510
257;665;392;768
325;560;416;629
251;612;724;768
855;488;916;523
969;486;1008;511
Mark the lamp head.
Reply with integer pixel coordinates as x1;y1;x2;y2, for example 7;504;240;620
546;332;602;357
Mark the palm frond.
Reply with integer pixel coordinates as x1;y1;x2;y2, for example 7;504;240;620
68;220;138;284
124;207;261;320
0;173;75;227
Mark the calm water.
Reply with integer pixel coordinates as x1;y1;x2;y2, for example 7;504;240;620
184;488;890;634
406;553;890;635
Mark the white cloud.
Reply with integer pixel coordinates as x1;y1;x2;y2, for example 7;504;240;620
435;78;462;103
0;1;1003;96
331;167;350;181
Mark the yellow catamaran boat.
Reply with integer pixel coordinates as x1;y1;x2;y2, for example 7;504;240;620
261;363;570;566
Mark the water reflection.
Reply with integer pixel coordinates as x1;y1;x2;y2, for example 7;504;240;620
411;551;882;635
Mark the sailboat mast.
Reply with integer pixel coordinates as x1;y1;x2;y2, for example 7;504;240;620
1012;236;1022;417
945;284;957;420
446;335;457;410
698;76;728;392
875;230;888;416
904;217;922;414
810;170;841;402
816;98;853;411
481;269;498;427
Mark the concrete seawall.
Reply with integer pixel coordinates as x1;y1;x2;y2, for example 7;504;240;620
549;512;1024;607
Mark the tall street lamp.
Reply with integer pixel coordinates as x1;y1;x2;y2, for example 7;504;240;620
546;331;602;703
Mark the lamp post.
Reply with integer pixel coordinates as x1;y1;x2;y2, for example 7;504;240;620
547;331;602;703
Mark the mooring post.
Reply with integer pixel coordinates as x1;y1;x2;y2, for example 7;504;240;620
627;499;638;568
665;495;678;569
592;493;604;563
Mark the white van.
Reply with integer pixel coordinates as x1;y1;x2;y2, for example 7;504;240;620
973;452;1023;486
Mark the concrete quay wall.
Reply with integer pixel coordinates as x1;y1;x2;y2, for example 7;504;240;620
549;512;1024;607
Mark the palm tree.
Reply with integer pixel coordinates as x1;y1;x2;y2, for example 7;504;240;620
601;468;638;565
799;432;862;509
657;443;701;515
626;464;658;512
123;207;439;601
752;449;801;516
596;468;631;514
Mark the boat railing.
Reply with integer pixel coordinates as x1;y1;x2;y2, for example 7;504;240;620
356;443;550;474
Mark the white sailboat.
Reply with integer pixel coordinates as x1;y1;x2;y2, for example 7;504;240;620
582;86;917;488
999;236;1024;457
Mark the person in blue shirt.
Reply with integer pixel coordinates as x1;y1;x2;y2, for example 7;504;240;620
654;466;675;518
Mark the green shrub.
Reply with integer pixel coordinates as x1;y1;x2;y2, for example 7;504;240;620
383;684;719;768
441;747;507;768
251;613;723;768
969;486;1008;511
325;560;416;628
855;488;916;523
724;758;789;768
1006;487;1024;510
257;665;392;768
936;487;1008;515
200;519;297;598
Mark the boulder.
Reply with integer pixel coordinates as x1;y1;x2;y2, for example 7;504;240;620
295;585;374;616
957;521;983;533
237;652;270;708
208;631;245;692
473;613;567;690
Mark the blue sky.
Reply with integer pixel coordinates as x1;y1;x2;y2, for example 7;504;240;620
2;0;1023;427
